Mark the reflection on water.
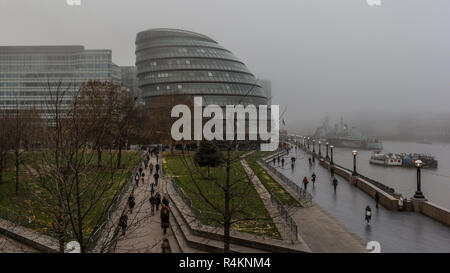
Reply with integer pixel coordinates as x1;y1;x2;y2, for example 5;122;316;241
330;140;450;210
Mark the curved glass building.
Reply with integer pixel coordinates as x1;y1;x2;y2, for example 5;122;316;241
135;28;267;106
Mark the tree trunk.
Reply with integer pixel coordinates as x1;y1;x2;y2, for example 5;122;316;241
58;232;65;253
223;147;231;253
117;145;123;169
0;157;3;185
15;149;19;195
97;147;102;168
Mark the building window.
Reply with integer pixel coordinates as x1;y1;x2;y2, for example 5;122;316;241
166;85;171;90
208;72;213;77
186;60;190;65
178;85;183;89
156;86;160;90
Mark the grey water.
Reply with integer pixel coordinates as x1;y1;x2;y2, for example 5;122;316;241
329;140;450;210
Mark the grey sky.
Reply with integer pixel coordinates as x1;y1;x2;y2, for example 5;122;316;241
1;0;449;133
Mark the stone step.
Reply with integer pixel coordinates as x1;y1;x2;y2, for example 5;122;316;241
168;192;267;253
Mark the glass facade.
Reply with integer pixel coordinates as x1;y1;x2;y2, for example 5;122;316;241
0;45;121;113
135;29;267;106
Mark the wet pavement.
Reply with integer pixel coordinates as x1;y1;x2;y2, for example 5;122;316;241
275;148;450;253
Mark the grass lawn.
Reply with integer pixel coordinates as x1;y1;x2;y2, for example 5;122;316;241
0;150;141;241
163;151;281;239
246;152;299;207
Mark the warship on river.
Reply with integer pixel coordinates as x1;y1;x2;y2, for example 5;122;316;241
313;116;383;150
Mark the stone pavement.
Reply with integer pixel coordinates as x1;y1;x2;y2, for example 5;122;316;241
114;153;181;253
259;157;367;253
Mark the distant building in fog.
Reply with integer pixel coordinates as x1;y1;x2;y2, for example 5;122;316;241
260;79;272;105
0;45;121;115
120;66;143;104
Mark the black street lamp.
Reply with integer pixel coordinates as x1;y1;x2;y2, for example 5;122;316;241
330;145;334;165
414;160;425;199
352;150;358;176
326;142;330;160
312;140;316;153
318;141;322;157
307;137;310;149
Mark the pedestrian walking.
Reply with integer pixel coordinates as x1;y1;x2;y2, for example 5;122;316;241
150;182;155;196
135;172;140;187
119;215;128;236
330;167;335;177
161;238;172;253
160;205;170;235
149;162;154;174
365;205;372;224
302;176;309;191
281;158;285;167
149;194;156;215
162;196;169;206
332;176;338;192
273;157;276;165
312;157;315;163
155;192;161;211
139;167;143;175
353;177;358;186
128;195;136;214
311;172;316;185
154;172;160;187
155;163;160;174
375;192;380;208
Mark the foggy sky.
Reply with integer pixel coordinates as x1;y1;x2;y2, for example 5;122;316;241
1;0;449;134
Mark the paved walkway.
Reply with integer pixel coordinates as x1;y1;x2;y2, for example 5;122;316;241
277;147;450;253
115;153;181;253
259;157;367;253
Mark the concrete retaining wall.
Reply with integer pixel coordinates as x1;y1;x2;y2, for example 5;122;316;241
0;218;59;253
419;201;450;227
319;159;399;210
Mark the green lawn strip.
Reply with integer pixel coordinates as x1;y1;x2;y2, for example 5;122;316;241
246;152;299;207
0;150;141;240
163;152;282;239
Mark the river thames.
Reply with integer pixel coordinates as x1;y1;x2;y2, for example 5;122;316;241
327;140;450;210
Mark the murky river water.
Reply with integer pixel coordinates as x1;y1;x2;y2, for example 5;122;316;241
328;140;450;210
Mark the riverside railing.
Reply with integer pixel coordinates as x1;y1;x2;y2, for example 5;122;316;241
258;158;313;208
269;191;298;242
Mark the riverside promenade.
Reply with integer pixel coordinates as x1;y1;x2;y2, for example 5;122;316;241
114;153;181;253
257;153;367;253
277;146;450;252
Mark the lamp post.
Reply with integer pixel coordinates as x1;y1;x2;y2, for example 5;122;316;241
312;140;316;154
307;137;310;150
330;145;334;165
414;160;425;199
326;142;330;160
352;150;358;176
318;141;322;157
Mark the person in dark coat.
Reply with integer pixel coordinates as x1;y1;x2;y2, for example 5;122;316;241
162;196;169;206
155;163;160;174
149;194;156;215
160;205;170;235
155;192;162;211
128;195;136;214
154;172;160;187
119;215;128;236
375;192;380;208
332;176;338;192
161;238;171;253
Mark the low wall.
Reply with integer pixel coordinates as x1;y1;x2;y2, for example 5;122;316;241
319;159;398;210
0;218;59;253
419;201;450;227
